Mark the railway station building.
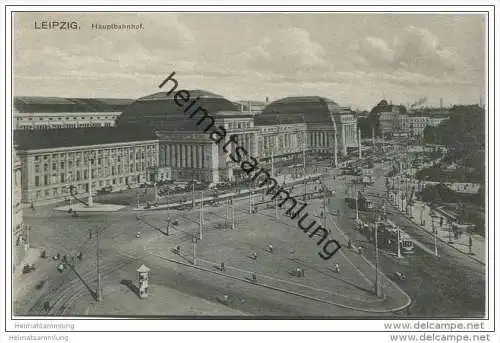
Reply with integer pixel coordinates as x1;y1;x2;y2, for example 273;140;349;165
13;91;359;203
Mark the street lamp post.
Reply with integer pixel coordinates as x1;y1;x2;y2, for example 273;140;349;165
397;228;402;258
192;236;198;265
192;183;195;209
420;204;424;225
199;191;204;240
231;195;235;230
448;219;453;243
374;220;380;297
431;213;438;256
353;180;359;221
85;152;96;207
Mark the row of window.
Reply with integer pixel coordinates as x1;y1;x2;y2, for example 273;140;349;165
34;154;156;173
19;115;118;121
18;123;113;129
32;175;143;200
33;145;157;163
225;121;252;129
33;161;155;186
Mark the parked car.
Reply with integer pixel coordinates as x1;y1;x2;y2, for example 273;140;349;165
22;264;36;274
97;185;113;195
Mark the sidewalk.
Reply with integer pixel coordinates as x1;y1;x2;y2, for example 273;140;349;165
390;193;485;264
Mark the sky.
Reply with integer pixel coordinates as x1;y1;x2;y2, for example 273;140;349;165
13;12;486;110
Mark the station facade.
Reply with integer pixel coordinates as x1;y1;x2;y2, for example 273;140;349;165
117;92;359;184
14;91;359;203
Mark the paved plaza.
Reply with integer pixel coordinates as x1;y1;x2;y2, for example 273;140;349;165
17;175;411;317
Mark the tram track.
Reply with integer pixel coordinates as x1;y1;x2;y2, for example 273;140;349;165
29;252;142;316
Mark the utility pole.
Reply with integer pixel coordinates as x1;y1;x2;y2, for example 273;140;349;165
192;237;197;265
275;197;279;219
334;128;338;167
225;198;229;226
192;183;195;209
271;136;275;178
420;204;424;225
358;128;362;159
374;219;380;297
87;155;93;207
397;228;402;258
431;215;438;256
355;182;359;221
96;227;102;302
199;191;203;240
303;132;307;177
231;194;235;230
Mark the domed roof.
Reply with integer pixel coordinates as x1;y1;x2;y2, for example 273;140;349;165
116;90;239;131
255;96;342;126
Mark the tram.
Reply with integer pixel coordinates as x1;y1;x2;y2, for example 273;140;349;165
379;219;415;253
357;219;415;254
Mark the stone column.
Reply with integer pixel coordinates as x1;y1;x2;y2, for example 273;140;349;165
342;124;347;156
334;129;338;167
199;145;204;169
176;144;181;169
186;144;192;168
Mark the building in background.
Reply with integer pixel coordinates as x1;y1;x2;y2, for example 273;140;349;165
14;128;161;204
13;91;360;202
254;96;358;159
235;100;267;113
13;96;133;130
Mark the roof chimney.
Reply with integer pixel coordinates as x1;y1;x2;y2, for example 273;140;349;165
240;102;244;112
249;101;252;112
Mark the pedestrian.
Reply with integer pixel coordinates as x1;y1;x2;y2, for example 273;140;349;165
252;252;257;260
268;244;273;253
334;263;340;273
41;250;46;259
176;245;181;254
221;262;225;272
296;267;301;277
56;252;61;260
252;273;257;282
223;295;229;304
43;301;51;312
57;263;64;273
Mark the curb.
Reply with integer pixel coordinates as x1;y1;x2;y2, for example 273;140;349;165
388;199;485;265
146;252;411;314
